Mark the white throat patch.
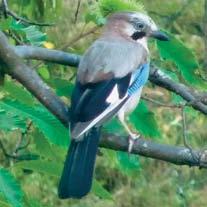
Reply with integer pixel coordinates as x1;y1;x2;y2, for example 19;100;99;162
137;37;149;53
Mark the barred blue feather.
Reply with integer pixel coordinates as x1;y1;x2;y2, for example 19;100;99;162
128;63;150;96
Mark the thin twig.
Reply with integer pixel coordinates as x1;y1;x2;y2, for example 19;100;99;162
60;26;99;50
4;30;24;45
142;95;183;108
0;0;54;27
74;0;82;24
181;106;190;148
181;106;199;164
1;0;8;18
6;10;54;26
14;121;32;154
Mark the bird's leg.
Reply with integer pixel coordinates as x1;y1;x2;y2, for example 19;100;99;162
118;115;140;153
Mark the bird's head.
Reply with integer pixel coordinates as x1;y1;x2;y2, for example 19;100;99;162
105;12;169;42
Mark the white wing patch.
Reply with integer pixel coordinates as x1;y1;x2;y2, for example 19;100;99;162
73;94;128;139
106;84;120;104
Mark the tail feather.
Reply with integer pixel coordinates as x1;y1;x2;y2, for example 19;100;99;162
58;127;101;199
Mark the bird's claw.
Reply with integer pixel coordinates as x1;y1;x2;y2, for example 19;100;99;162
128;133;140;154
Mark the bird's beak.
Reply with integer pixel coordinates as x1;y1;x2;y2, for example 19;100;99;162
150;30;169;41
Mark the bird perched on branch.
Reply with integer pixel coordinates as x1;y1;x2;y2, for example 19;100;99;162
58;11;169;199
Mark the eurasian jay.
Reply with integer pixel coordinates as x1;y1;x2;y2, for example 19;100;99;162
58;11;169;199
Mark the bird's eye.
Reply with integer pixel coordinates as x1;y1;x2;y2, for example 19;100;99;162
135;22;144;30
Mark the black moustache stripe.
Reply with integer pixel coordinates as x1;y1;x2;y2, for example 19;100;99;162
131;31;146;40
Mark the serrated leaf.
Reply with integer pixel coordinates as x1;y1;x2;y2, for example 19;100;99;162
14;160;62;177
92;180;113;200
0;99;69;146
0;168;23;207
129;100;160;138
117;151;140;174
157;32;203;87
33;129;63;161
10;20;47;46
0;110;26;132
2;79;35;106
22;26;47;46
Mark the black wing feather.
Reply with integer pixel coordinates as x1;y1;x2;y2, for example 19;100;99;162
70;74;131;124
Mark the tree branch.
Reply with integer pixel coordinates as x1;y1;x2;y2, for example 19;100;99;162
14;45;207;115
0;32;207;168
101;133;207;168
0;32;69;126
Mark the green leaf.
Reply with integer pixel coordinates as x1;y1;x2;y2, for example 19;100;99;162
157;32;203;86
129;100;160;138
33;129;64;161
117;151;140;174
103;117;124;134
10;20;47;46
22;26;47;46
0;99;69;146
14;160;62;177
99;0;144;16
0;17;13;30
10;20;26;30
2;79;35;106
0;168;23;207
92;180;113;200
48;78;74;97
38;67;50;80
0;110;26;132
85;0;144;25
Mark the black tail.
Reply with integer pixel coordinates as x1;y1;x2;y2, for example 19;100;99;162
58;127;101;199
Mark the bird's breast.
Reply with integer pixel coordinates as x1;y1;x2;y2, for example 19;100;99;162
119;87;143;115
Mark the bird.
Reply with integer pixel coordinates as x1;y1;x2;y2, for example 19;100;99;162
58;11;169;199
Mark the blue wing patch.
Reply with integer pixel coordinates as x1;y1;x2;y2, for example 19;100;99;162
127;62;150;96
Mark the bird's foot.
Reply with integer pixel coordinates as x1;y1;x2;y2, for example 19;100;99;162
128;133;140;154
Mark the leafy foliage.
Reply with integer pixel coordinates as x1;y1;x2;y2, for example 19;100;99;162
85;0;144;25
157;32;203;87
14;160;62;177
129;100;161;138
117;151;140;174
99;0;144;16
0;168;23;207
0;110;26;132
92;180;113;200
0;99;69;146
2;79;35;106
10;21;47;46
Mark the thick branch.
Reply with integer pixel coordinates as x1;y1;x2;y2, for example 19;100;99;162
0;32;68;125
14;45;207;115
101;133;207;168
0;33;207;168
